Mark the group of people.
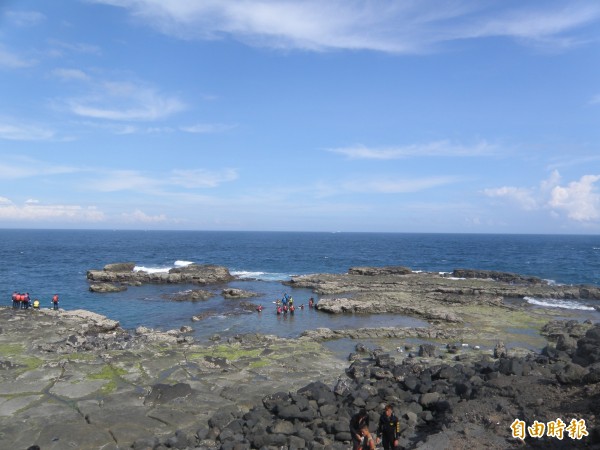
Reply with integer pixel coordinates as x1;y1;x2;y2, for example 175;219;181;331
11;292;59;310
273;294;316;315
254;294;317;314
350;405;401;450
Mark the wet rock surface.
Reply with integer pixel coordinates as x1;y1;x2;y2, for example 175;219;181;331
165;289;216;302
222;288;260;299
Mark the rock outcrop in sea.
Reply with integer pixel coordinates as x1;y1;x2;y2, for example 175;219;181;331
86;262;234;287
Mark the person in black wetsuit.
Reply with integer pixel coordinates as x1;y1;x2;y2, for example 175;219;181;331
376;404;400;450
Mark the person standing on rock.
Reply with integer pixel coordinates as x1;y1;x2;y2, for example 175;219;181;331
350;409;370;450
52;294;59;310
376;404;400;450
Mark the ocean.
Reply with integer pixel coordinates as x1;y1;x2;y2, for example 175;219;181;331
2;230;600;342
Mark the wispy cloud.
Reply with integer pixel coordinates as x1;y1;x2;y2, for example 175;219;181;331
0;45;35;68
0;198;105;222
66;81;185;121
89;1;600;53
86;167;238;193
343;175;459;194
52;68;90;81
180;123;236;134
47;39;102;56
0;120;56;141
4;10;46;27
329;140;496;160
169;169;239;188
0;156;79;178
85;170;160;193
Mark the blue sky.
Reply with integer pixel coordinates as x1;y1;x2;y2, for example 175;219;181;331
1;0;600;233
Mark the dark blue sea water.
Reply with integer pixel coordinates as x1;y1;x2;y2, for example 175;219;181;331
1;230;600;341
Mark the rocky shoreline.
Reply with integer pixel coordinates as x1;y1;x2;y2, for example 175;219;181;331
2;265;600;449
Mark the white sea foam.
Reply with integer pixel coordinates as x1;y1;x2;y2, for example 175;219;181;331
232;270;290;281
525;296;595;311
134;266;170;274
134;260;193;274
174;260;194;267
232;270;265;278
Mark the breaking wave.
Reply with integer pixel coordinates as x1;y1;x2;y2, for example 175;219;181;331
232;270;290;282
524;296;595;311
134;260;194;274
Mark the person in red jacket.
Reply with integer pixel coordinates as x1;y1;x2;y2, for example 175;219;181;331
23;293;31;309
52;294;59;310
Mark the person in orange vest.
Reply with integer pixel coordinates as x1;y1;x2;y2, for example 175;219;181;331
23;293;31;309
52;294;59;310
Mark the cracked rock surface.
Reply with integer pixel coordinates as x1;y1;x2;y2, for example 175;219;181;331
0;307;345;450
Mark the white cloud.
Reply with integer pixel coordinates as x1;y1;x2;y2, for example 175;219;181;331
67;81;185;121
0;121;55;141
89;1;600;53
329;140;495;160
483;186;538;210
484;171;600;223
121;209;168;223
549;174;600;221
